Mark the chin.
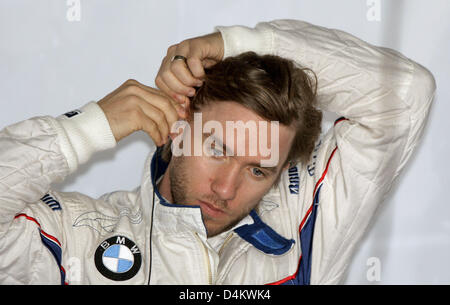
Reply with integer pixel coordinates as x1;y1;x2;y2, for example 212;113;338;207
205;221;236;238
204;222;224;238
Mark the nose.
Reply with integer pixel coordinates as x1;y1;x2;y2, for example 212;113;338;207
210;164;241;201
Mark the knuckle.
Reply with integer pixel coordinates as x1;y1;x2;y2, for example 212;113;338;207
124;84;141;96
160;70;170;82
125;79;138;86
177;39;189;50
128;108;142;121
170;63;183;75
186;57;198;68
188;39;199;51
156;99;171;116
159;94;171;104
155;76;163;88
147;120;158;133
160;73;175;89
153;107;164;119
167;44;177;54
182;38;193;47
123;94;139;106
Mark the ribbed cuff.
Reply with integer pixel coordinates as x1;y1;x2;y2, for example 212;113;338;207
55;101;117;172
215;24;274;58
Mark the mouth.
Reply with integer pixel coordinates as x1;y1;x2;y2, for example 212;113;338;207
197;200;225;218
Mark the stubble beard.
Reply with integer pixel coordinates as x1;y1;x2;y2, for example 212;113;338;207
168;156;252;237
168;155;189;206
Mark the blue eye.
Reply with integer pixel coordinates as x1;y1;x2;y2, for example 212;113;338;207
251;168;265;177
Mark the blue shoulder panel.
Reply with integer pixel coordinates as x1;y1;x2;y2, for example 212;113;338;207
282;184;322;285
234;210;295;256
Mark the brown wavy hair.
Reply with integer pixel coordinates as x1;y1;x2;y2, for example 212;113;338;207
187;51;322;167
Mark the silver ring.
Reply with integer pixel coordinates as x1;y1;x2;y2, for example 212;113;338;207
171;55;187;63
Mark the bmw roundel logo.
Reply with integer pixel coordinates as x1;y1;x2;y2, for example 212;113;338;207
95;235;141;281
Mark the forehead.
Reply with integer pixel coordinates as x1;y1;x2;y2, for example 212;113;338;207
192;101;295;167
200;101;262;122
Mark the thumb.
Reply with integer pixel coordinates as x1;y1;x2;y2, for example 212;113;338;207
186;56;206;79
202;58;219;69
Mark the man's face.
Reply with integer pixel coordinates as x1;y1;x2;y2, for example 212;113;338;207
167;101;295;237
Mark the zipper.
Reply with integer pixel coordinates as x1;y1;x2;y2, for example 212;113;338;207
195;233;213;284
218;233;234;256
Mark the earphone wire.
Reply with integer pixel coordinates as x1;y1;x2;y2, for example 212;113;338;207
147;149;159;285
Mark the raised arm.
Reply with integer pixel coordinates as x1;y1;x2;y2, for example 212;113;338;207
218;20;436;284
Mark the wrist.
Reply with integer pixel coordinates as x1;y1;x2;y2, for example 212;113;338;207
55;102;117;169
214;24;273;58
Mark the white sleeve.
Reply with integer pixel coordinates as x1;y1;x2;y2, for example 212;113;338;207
0;101;116;222
216;19;436;284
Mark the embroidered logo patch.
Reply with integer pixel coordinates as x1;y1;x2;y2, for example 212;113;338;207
94;235;141;281
63;109;82;118
73;209;142;236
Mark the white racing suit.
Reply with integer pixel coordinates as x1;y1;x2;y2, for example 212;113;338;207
0;20;436;284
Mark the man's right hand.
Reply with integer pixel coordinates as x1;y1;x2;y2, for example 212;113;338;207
155;32;224;107
98;79;185;146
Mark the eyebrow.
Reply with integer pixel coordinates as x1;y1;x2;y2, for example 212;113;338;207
202;132;233;155
202;132;279;175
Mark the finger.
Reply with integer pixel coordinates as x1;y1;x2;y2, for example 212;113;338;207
148;93;183;134
161;92;188;120
140;114;164;146
170;60;203;87
186;57;206;79
127;102;163;146
160;70;196;97
137;101;170;145
155;75;184;104
129;86;185;138
122;78;177;107
101;78;136;101
202;58;218;69
142;80;187;118
164;42;203;94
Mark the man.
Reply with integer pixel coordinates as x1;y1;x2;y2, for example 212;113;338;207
0;20;435;284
